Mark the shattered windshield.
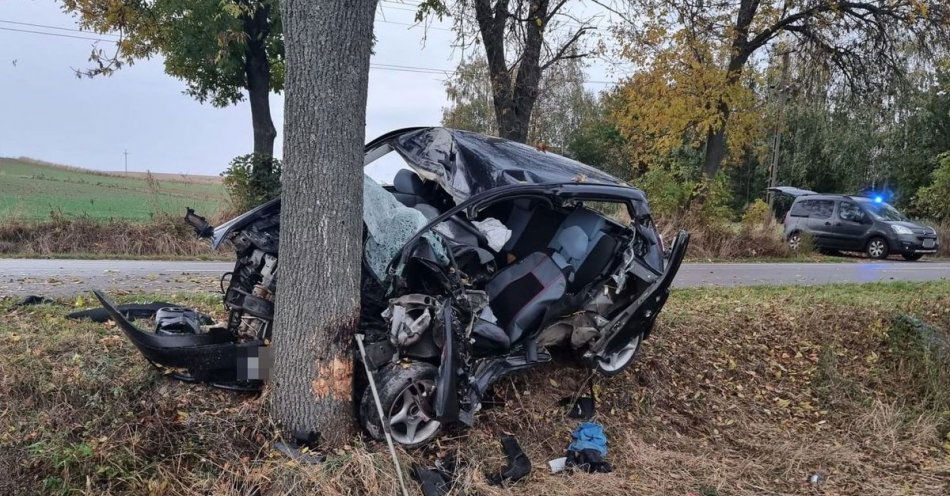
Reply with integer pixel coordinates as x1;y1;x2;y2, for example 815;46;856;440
362;174;446;280
857;199;906;221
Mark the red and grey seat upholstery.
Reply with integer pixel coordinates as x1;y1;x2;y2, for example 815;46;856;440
485;252;567;344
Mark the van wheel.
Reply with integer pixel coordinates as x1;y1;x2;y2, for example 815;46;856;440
901;253;923;261
866;237;889;259
787;232;803;251
359;362;441;448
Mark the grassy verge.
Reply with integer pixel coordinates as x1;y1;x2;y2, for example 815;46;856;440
2;284;949;495
0;216;218;259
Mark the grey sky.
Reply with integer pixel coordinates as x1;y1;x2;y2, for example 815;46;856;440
0;1;615;176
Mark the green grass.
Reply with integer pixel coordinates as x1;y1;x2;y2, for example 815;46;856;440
0;157;227;222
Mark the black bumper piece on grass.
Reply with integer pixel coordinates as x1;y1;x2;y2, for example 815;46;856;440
91;290;265;386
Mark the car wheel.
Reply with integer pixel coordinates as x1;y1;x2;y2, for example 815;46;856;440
901;253;924;261
787;232;803;251
866;237;889;259
359;362;441;448
594;333;642;377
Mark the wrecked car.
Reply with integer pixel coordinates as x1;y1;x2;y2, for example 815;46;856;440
92;127;689;447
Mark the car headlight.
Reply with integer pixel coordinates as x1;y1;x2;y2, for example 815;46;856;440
891;224;913;235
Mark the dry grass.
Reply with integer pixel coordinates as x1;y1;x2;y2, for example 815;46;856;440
1;283;949;495
0;214;214;258
658;214;796;260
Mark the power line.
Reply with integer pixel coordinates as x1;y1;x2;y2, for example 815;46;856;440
0;26;117;43
1;20;617;85
0;19;119;38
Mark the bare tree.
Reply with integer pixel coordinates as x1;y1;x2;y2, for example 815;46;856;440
273;0;378;447
421;0;598;143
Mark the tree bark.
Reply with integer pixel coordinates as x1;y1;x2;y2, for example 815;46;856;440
701;102;730;178
244;2;278;162
700;0;757;179
273;0;377;448
473;0;549;143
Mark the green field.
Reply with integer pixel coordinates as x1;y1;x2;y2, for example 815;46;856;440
0;157;227;222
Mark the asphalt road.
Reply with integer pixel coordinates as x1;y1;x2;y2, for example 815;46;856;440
1;258;948;298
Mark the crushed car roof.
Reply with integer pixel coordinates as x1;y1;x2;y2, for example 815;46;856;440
366;127;630;203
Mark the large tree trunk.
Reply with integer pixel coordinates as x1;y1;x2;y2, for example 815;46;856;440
700;0;757;179
702;121;728;178
273;0;377;448
244;3;278;162
474;0;548;144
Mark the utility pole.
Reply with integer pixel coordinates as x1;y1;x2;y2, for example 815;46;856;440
123;149;129;173
767;50;791;212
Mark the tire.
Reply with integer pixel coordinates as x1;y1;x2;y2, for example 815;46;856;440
358;362;441;448
865;237;890;259
901;253;924;261
787;232;803;251
593;332;642;377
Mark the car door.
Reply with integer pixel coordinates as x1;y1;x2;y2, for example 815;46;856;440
833;200;870;250
804;199;836;247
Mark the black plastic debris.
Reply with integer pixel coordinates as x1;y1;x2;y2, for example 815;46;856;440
15;295;55;307
412;458;460;496
414;465;450;496
559;396;596;420
273;431;324;465
486;435;531;485
67;302;213;325
564;422;612;473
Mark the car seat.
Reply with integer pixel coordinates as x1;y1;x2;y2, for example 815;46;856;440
484;252;567;344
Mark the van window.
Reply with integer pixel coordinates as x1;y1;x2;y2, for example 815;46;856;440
790;199;834;219
838;201;864;222
789;200;811;217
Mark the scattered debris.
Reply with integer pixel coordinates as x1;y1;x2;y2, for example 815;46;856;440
565;422;612;473
67;301;181;322
547;456;567;474
560;395;596;420
412;456;459;496
15;294;55;307
486;435;532;485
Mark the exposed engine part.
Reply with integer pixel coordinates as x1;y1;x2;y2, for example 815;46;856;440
384;294;440;347
537;311;602;349
257;253;278;293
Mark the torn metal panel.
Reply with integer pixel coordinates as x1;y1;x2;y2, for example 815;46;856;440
382;127;628;203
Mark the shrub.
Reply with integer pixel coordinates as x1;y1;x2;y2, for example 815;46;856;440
221;154;282;212
913;152;950;221
741;199;771;228
637;167;734;224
